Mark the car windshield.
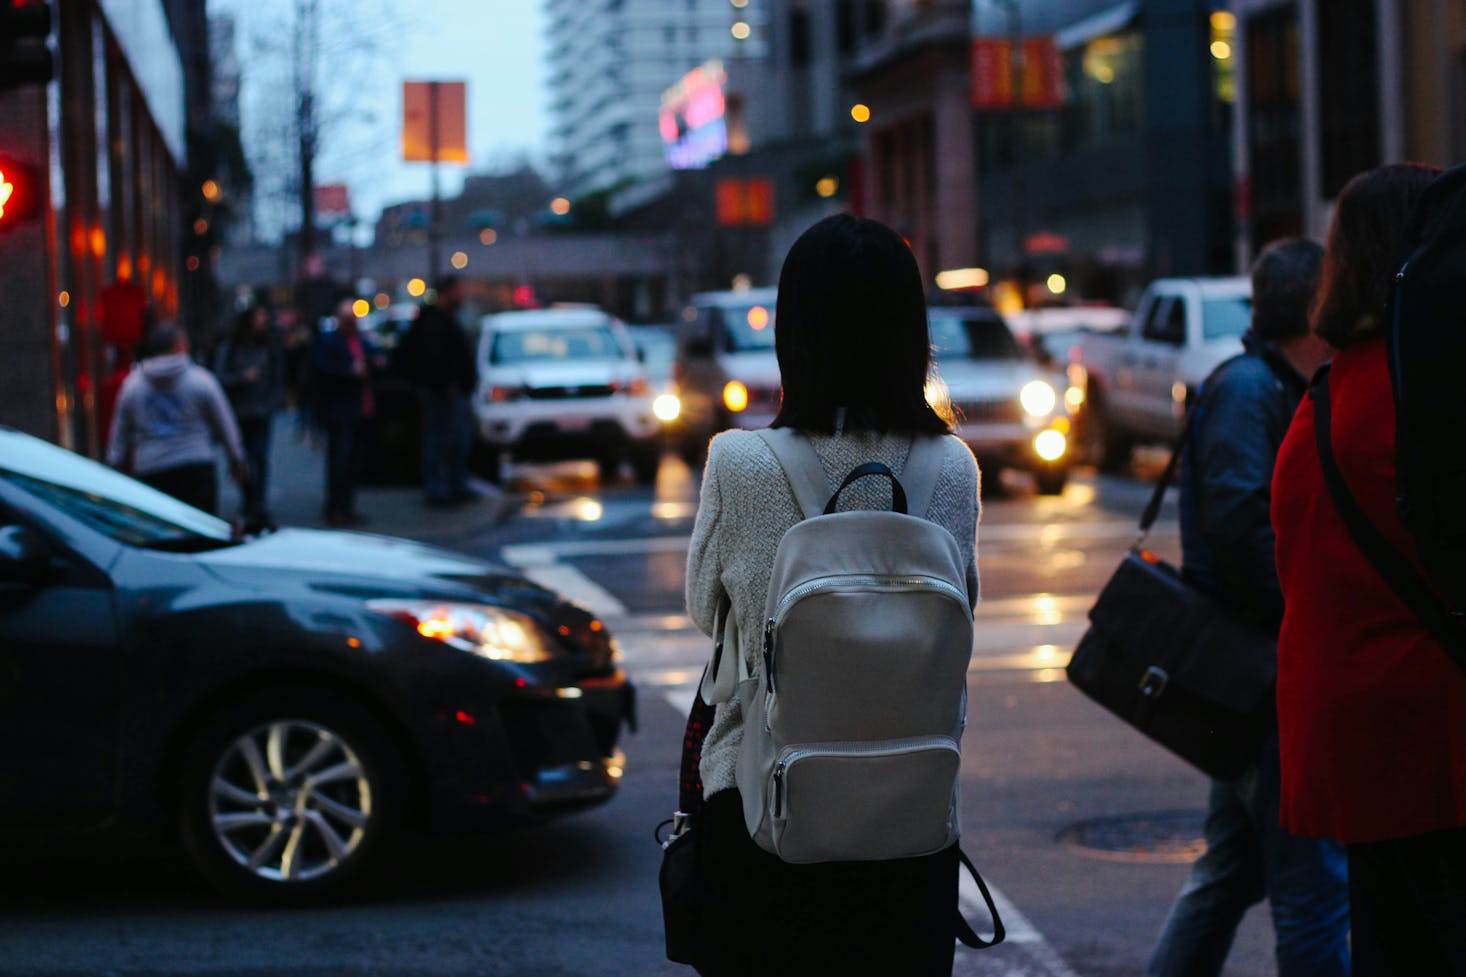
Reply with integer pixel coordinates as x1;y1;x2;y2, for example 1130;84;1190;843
1202;296;1253;340
0;435;236;551
720;303;776;353
929;313;1023;361
490;325;624;364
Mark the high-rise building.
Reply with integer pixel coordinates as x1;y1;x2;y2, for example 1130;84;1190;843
543;0;770;196
1232;0;1466;263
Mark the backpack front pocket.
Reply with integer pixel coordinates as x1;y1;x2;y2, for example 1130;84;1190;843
769;736;960;863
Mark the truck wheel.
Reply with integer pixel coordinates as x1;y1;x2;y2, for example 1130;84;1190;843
629;442;662;485
1034;467;1069;496
1089;398;1132;474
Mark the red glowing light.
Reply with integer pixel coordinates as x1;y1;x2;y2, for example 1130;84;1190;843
454;710;476;726
0;172;12;219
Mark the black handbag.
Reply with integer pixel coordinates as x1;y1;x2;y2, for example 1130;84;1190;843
1065;409;1277;781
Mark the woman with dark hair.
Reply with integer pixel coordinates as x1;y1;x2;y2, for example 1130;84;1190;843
214;305;285;528
1271;162;1466;973
683;214;981;975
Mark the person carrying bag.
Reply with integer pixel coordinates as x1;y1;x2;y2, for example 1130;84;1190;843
671;215;1001;976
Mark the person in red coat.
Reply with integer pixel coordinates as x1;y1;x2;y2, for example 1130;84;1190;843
1272;162;1466;974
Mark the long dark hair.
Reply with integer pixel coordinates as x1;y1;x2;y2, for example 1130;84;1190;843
1311;162;1440;349
771;214;949;435
230;306;273;347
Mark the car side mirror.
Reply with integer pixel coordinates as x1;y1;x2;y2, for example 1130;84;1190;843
0;525;53;587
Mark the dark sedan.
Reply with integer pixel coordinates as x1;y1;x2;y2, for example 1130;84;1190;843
0;428;634;902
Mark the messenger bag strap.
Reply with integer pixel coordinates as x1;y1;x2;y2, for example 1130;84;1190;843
1136;406;1197;544
954;847;1006;949
756;429;831;520
1310;366;1466;673
901;435;948;519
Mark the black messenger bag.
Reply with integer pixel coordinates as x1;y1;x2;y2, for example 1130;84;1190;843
1066;410;1277;781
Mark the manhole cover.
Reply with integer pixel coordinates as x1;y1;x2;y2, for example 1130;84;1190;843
1058;810;1206;863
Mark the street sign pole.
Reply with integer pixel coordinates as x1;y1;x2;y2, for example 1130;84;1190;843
428;80;441;283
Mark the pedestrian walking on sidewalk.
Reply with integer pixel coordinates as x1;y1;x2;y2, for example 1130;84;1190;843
311;300;381;527
214;305;285;529
398;275;478;505
1272;162;1466;975
682;215;981;977
106;322;247;516
1147;239;1350;977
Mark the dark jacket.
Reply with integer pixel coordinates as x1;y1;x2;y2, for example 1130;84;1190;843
399;304;476;397
310;330;374;427
1179;331;1307;633
214;337;285;421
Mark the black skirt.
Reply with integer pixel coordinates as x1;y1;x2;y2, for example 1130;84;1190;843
693;789;960;977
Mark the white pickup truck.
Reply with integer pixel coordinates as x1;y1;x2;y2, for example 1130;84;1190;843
1069;277;1253;470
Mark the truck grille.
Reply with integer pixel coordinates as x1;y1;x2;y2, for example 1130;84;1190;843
525;384;616;400
953;399;1022;423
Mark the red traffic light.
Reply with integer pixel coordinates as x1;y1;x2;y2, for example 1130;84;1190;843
0;156;42;230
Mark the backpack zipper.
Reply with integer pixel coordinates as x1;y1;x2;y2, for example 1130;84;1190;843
764;575;969;694
771;735;960;818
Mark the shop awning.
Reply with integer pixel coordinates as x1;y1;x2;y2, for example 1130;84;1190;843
1055;1;1141;51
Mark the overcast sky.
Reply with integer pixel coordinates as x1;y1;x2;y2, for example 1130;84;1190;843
215;0;551;231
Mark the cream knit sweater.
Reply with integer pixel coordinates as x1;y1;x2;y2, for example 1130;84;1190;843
684;428;982;798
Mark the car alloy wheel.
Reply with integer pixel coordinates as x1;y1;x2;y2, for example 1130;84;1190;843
179;690;403;903
209;720;372;883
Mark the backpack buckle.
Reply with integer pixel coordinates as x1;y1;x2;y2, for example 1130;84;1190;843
1138;666;1169;698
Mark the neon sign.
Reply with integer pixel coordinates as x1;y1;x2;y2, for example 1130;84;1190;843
659;61;728;170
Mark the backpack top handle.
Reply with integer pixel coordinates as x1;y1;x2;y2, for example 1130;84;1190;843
823;462;907;515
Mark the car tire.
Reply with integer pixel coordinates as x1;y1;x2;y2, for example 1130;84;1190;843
177;688;405;905
629;442;662;485
470;442;503;485
1034;467;1069;496
597;453;623;485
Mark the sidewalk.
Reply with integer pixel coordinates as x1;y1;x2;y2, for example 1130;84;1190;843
221;412;518;549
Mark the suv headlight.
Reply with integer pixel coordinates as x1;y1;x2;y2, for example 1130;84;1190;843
1020;380;1058;418
367;600;555;663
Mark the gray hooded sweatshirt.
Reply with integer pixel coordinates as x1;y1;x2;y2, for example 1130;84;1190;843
106;352;246;476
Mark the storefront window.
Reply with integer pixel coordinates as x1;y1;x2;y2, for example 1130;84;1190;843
1063;30;1143;152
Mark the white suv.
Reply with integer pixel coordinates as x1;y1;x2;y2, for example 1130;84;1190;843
473;307;662;484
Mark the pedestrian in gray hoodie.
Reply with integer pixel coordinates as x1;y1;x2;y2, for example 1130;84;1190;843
106;323;247;515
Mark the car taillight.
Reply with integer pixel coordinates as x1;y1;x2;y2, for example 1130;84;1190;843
627;377;649;396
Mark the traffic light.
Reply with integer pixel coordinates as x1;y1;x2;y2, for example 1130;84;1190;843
0;2;54;89
0;155;42;231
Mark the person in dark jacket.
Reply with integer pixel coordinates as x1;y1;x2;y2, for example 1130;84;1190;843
1149;239;1350;977
398;275;478;505
311;301;380;527
214;306;285;528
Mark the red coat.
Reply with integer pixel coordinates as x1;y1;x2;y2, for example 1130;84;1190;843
1272;336;1466;843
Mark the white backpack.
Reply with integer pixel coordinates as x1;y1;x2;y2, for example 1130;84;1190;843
729;430;975;864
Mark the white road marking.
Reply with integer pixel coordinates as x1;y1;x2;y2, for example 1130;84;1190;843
518;565;629;618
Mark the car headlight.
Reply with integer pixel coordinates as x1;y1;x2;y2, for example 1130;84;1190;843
1020;380;1058;418
653;392;681;421
367;600;556;663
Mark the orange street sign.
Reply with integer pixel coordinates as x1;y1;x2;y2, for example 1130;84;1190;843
403;80;469;163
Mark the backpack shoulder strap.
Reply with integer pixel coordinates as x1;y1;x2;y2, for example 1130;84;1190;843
901;435;948;519
756;429;830;520
1310;366;1466;673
